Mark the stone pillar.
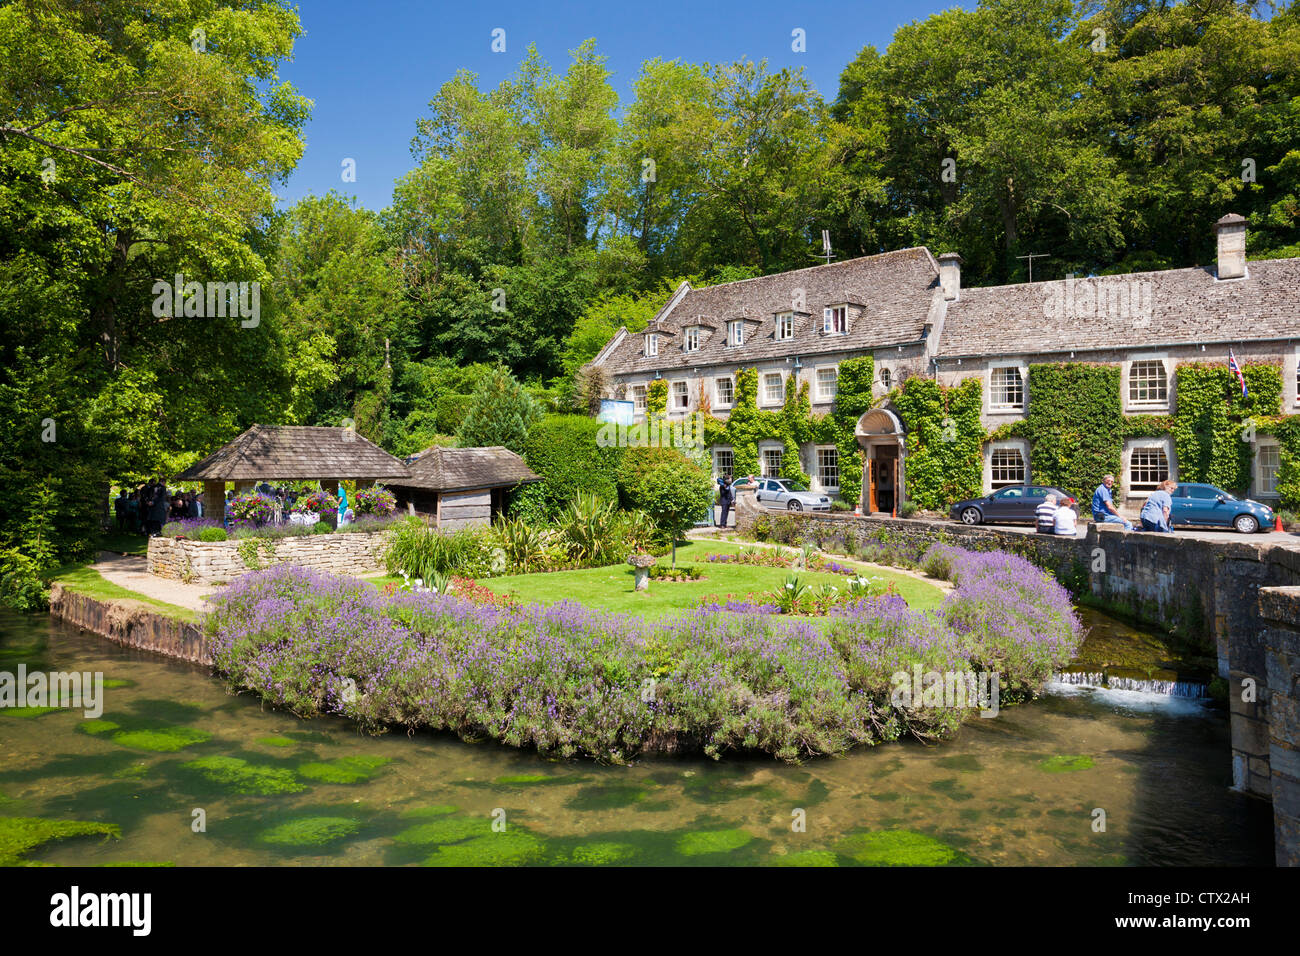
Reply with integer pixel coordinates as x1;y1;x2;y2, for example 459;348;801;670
202;481;225;521
1258;586;1300;865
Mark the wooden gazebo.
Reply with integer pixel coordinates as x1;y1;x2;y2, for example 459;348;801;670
174;424;411;518
386;445;540;529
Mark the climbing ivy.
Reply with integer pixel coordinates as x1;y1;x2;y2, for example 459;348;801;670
1171;363;1282;491
646;379;668;416
891;377;984;510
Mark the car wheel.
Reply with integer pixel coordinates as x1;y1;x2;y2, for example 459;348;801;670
1234;514;1259;534
960;507;982;525
788;500;803;512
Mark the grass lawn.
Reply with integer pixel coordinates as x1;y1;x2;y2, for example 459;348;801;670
469;538;945;620
52;564;197;623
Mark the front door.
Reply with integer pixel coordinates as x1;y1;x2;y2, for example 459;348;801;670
870;447;898;515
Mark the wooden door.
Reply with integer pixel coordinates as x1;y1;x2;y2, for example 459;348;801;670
867;455;878;513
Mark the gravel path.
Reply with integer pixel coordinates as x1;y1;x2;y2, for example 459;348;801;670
90;551;219;612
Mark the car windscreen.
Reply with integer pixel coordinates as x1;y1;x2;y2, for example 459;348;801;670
782;482;810;493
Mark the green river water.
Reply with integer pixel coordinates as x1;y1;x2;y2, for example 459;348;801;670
0;607;1275;866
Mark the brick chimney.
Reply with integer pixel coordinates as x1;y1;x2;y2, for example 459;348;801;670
938;252;963;301
1215;213;1247;280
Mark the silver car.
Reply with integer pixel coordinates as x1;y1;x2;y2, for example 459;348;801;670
753;477;832;512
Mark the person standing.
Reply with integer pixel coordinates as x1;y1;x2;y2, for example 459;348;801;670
1140;479;1176;533
114;489;128;532
716;475;735;529
1091;474;1133;530
1035;493;1058;534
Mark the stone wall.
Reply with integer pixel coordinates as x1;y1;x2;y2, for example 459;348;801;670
147;530;391;585
49;583;211;665
1258;586;1300;865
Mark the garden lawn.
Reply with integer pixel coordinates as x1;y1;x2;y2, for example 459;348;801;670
52;565;197;623
470;539;945;619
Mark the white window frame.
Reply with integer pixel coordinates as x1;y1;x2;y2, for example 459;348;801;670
631;384;647;413
1254;439;1281;499
713;446;734;481
985;439;1029;492
814;364;839;403
1124;437;1175;497
823;305;848;335
760;371;785;407
728;320;745;347
1291;345;1300;409
775;312;795;342
1124;355;1172;413
714;375;735;408
759;442;784;479
683;326;700;352
670;379;690;412
645;333;658;357
987;362;1027;413
816;445;840;492
879;366;892;390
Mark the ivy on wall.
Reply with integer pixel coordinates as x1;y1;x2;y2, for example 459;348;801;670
646;378;667;416
891;377;984;510
1172;363;1282;491
699;357;873;502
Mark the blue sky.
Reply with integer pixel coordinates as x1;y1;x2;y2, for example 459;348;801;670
276;0;964;211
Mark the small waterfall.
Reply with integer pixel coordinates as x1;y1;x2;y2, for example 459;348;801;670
1052;671;1208;699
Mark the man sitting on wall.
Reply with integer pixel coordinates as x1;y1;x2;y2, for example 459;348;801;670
1091;474;1133;530
1036;493;1058;534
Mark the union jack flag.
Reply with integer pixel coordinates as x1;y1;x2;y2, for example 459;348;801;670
1229;349;1248;398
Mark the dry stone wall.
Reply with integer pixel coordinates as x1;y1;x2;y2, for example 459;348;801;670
148;530;391;585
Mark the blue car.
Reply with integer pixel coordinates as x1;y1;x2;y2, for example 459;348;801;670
1169;482;1274;533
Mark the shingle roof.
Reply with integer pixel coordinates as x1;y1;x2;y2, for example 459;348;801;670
593;247;940;375
174;425;410;481
936;258;1300;358
390;446;539;493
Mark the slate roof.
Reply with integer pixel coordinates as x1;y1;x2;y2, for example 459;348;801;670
390;446;540;493
174;425;411;481
593;247;940;375
936;258;1300;358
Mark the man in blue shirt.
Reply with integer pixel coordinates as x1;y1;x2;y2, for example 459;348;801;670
1091;474;1133;530
1140;479;1176;533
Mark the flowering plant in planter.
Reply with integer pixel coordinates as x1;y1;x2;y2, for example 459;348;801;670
228;493;276;526
293;489;339;515
353;486;397;517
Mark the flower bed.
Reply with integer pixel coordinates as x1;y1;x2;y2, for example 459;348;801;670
204;545;1084;763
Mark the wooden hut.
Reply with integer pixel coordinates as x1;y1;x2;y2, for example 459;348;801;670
174;424;411;518
387;445;540;529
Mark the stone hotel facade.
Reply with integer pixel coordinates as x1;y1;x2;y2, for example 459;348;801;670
587;214;1300;512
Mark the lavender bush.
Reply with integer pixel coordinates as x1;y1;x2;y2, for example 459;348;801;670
205;545;1083;763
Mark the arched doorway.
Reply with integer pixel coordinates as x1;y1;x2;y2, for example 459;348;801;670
855;409;905;515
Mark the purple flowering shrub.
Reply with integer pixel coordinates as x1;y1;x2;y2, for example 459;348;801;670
206;544;1083;762
923;545;1083;698
160;518;224;538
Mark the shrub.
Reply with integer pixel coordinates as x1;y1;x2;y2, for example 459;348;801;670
313;521;332;535
384;519;492;580
198;526;229;542
520;415;623;518
622;457;714;565
0;548;48;611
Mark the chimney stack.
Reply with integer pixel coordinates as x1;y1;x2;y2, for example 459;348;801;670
1215;213;1247;280
938;252;963;301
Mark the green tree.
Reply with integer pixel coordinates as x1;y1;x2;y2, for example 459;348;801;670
455;366;541;453
625;458;714;566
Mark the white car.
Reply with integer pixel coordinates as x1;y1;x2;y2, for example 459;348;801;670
753;478;832;512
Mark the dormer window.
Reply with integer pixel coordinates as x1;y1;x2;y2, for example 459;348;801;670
776;312;794;341
683;326;700;352
824;306;848;334
728;320;745;347
646;333;658;357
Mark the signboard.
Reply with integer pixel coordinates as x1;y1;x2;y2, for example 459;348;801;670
597;399;635;426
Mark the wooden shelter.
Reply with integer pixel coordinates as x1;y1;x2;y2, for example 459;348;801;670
174;424;411;519
387;445;540;529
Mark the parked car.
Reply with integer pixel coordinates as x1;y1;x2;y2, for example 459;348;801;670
950;484;1074;526
753;477;832;512
1170;483;1274;533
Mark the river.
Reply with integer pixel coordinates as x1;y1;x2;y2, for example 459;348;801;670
0;607;1274;866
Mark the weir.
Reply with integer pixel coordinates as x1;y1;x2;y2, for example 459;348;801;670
735;495;1300;865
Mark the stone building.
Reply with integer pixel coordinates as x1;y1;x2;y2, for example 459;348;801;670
588;214;1300;512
